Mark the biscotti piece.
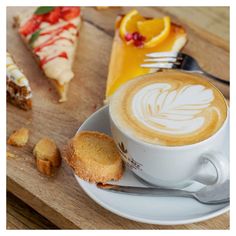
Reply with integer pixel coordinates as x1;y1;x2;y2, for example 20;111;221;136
33;137;61;176
7;128;29;147
63;131;124;183
6;52;32;110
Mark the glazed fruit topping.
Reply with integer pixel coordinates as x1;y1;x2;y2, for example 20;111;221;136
19;15;43;36
61;7;81;21
124;32;146;47
43;7;61;24
19;7;81;36
120;9;171;48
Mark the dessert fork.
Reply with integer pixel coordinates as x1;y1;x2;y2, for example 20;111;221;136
141;51;229;85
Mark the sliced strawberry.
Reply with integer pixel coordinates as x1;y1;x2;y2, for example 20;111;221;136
61;7;72;12
19;16;41;36
61;7;80;21
44;7;61;24
34;14;44;22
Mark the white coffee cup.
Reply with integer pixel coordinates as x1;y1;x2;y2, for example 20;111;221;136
109;73;229;188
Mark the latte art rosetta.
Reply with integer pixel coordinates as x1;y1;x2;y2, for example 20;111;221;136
109;72;227;146
132;83;214;135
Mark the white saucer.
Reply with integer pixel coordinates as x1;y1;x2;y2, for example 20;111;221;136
75;105;229;225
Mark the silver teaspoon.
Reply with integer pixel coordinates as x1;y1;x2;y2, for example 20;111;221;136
97;180;229;205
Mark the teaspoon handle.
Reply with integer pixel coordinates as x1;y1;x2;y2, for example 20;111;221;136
97;183;193;198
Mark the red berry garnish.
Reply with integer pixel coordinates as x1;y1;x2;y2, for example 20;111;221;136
133;40;144;47
132;32;139;41
138;34;146;41
61;7;72;12
124;31;146;47
19;15;42;36
43;7;61;24
125;33;132;41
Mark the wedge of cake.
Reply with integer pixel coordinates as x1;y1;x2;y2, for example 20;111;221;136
6;52;32;110
17;6;82;102
106;9;187;100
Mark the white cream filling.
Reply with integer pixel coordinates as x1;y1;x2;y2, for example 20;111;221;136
171;35;187;52
6;53;32;100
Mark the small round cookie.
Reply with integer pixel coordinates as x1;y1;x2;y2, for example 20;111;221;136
63;131;124;183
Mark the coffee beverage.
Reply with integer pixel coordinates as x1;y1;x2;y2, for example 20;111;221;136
109;71;227;146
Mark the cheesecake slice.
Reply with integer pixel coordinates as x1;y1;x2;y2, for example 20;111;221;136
17;7;82;102
6;52;32;110
106;10;187;100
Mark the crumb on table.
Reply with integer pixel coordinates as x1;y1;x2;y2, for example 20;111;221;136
7;128;29;147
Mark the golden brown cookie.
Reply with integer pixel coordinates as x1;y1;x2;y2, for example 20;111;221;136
7;128;29;147
33;137;61;176
63;131;124;183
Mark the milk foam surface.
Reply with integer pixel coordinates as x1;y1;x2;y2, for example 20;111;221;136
132;83;214;135
110;72;227;146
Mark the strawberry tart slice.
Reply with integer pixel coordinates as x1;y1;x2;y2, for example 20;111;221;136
18;6;82;102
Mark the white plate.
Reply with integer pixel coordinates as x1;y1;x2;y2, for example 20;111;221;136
75;105;229;225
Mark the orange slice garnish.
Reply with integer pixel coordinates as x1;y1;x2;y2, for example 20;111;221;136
119;9;145;39
137;16;171;48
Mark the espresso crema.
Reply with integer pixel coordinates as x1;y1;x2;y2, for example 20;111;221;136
109;72;227;146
